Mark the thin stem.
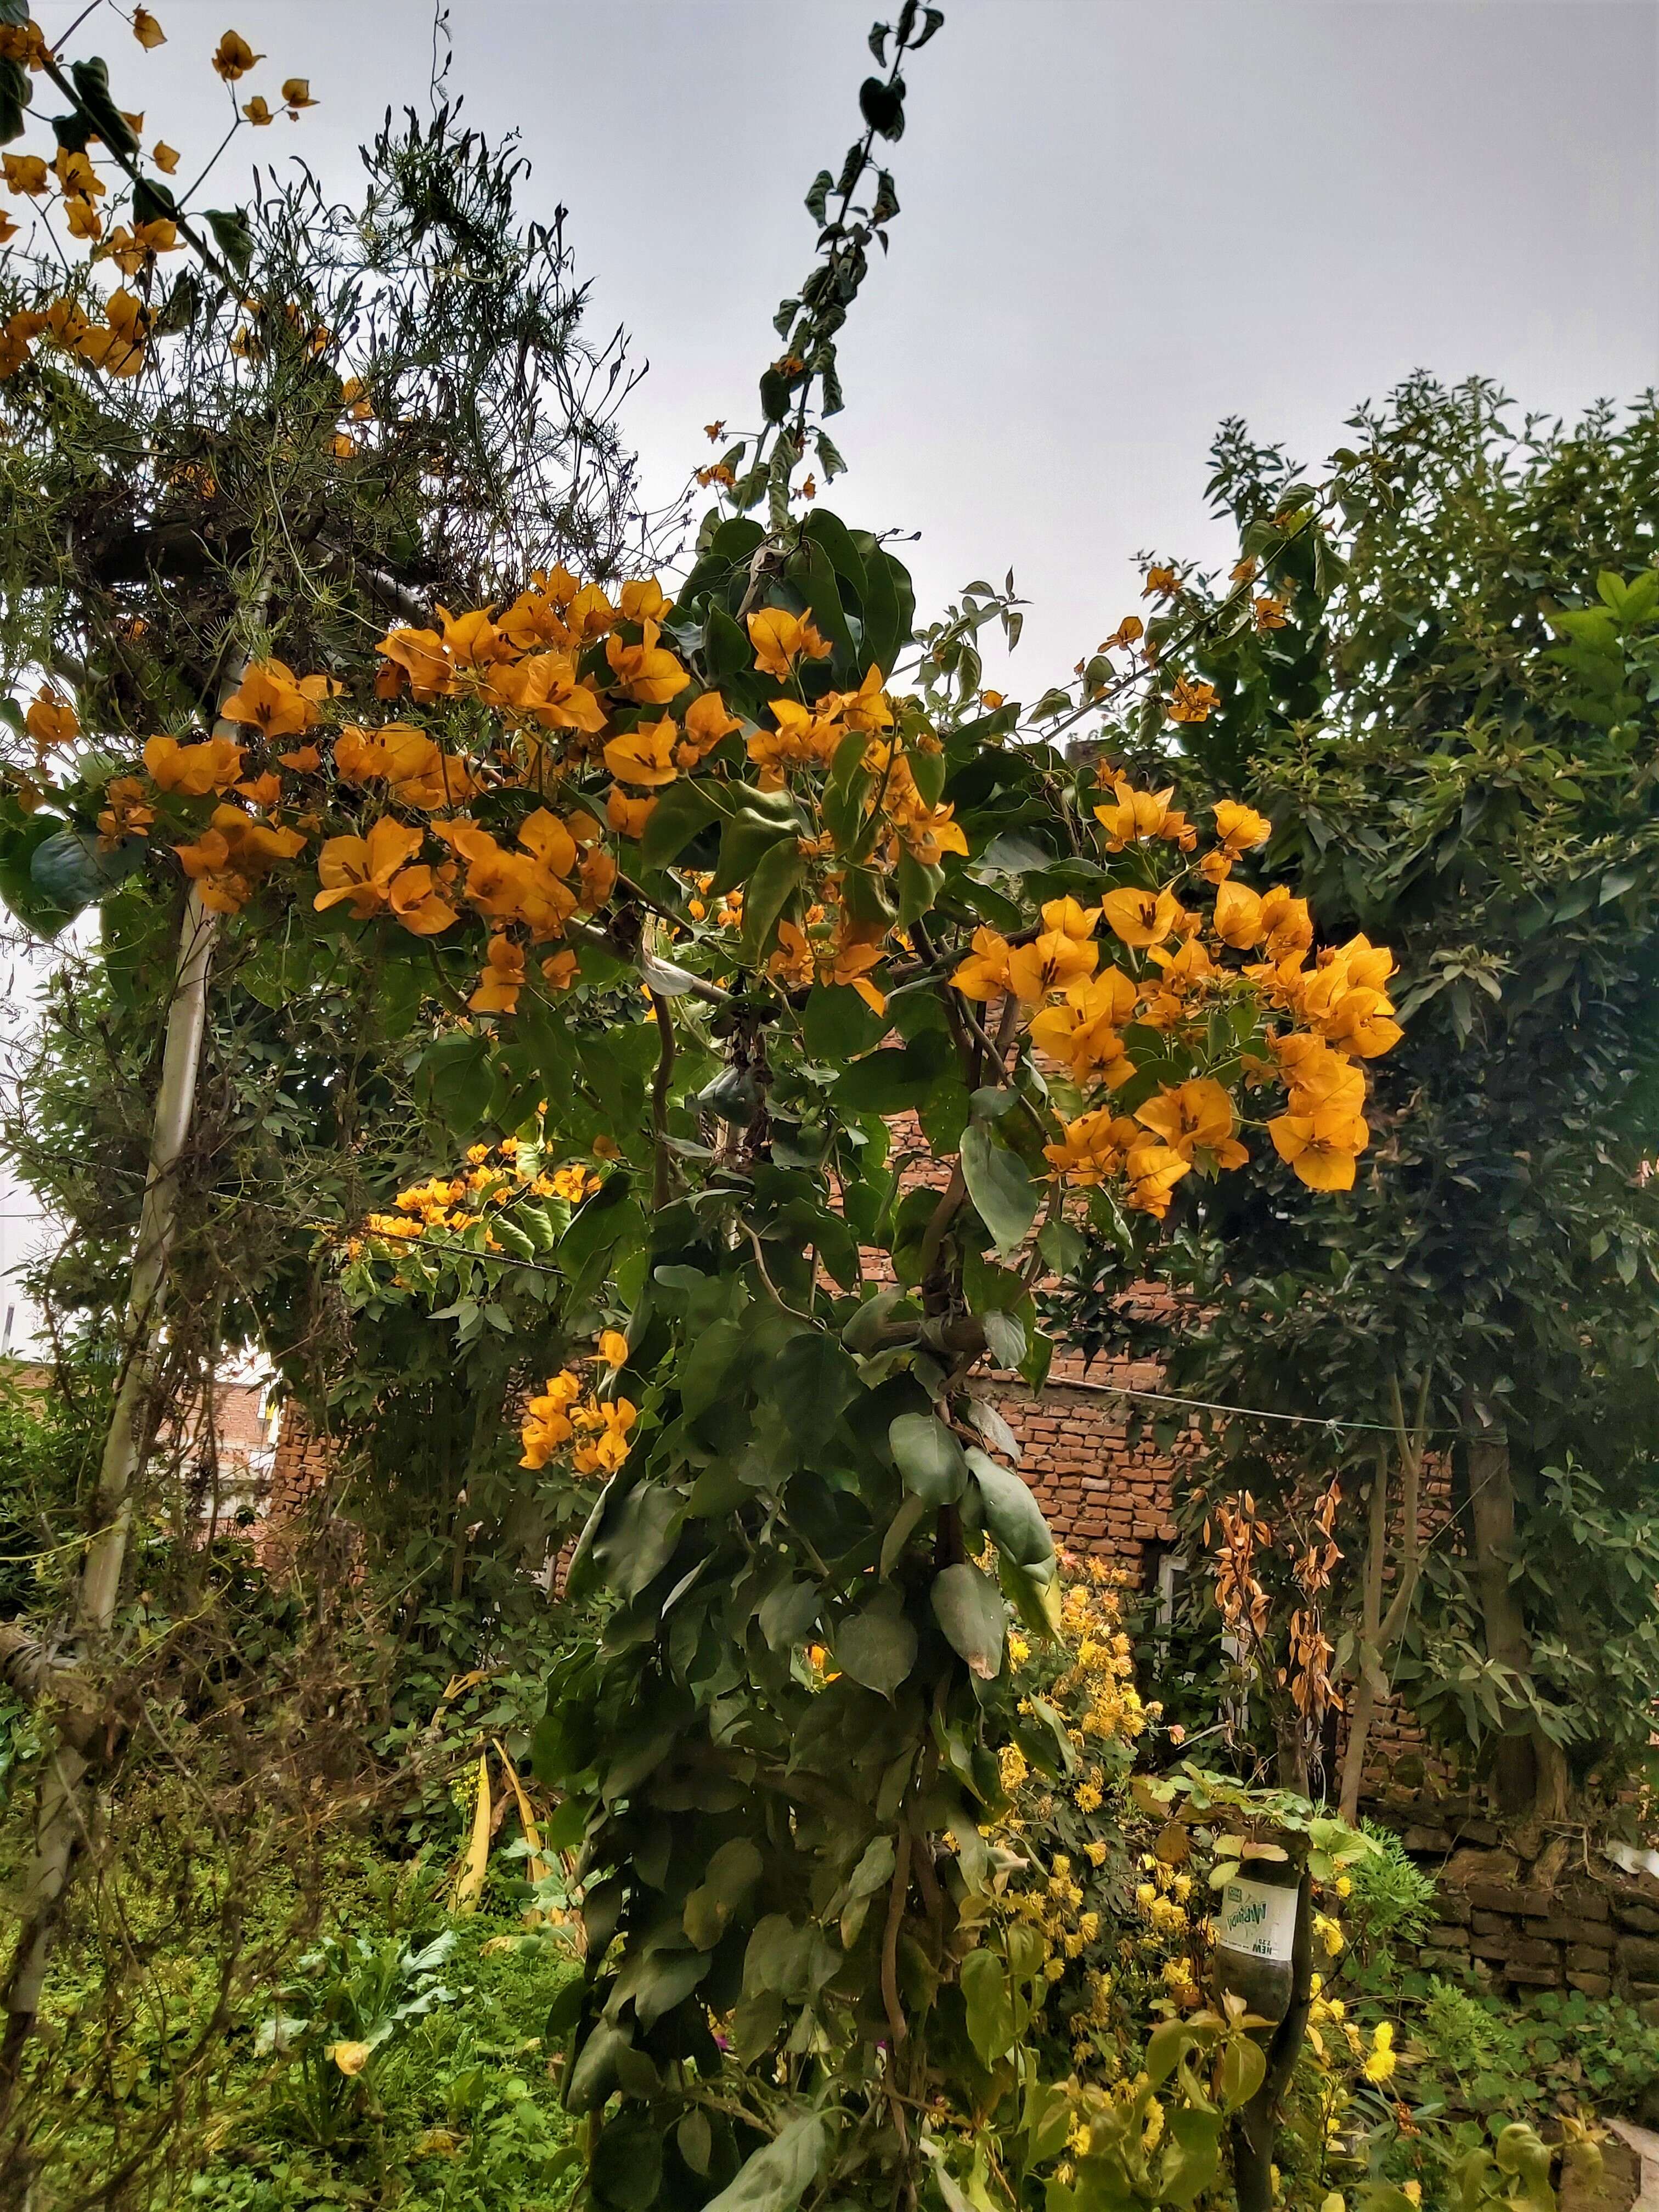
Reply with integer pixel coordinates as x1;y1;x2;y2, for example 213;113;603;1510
648;989;675;1211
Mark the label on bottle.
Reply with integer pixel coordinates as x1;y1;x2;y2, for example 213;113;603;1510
1214;1876;1299;1962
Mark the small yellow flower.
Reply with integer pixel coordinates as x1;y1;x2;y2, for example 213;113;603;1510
1362;2022;1396;2084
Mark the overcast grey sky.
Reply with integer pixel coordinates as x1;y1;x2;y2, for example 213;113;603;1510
3;0;1655;1347
83;0;1657;682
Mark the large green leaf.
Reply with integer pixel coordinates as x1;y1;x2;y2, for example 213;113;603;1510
961;1124;1040;1255
967;1449;1054;1571
641;778;721;868
590;2111;663;2212
930;1562;1005;1680
683;1837;764;1950
960;1947;1013;2067
834;1584;917;1697
802;980;885;1062
739;836;805;964
889;1412;967;1504
1158;2109;1223;2209
702;2114;826;2212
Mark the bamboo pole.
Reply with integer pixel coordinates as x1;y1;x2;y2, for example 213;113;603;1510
0;636;253;2099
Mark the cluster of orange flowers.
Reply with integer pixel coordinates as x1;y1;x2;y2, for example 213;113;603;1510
520;1335;637;1477
354;1135;599;1260
953;787;1398;1201
0;20;318;382
52;555;986;1019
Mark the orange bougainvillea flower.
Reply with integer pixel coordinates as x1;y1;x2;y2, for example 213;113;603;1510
25;689;78;751
1122;1142;1192;1218
618;579;672;625
174;804;304;913
385;864;457;936
219;658;318;739
680;689;741;760
281;77;318;111
747;607;830;682
144;732;244;795
469;933;526;1015
1134;1079;1249;1172
572;1398;636;1476
242;95;274;125
437;604;511;668
313;816;422;918
486;649;607;733
151;142;180;174
53;150;106;201
518;806;579;878
1093;778;1193;852
1212;879;1265;950
132;7;166;47
1167;676;1220;725
607;787;657;839
1142;565;1178;599
1213;800;1271;855
2;154;48;197
1268;1102;1369;1192
1029;966;1138;1079
278;742;321;773
1006;905;1099;1004
541;949;578;991
376;625;455;702
1099;885;1186;950
212;30;263;80
98;776;156;845
952;926;1012;1002
604;716;679;788
605;619;685;706
520;1369;582;1468
596;1329;629;1368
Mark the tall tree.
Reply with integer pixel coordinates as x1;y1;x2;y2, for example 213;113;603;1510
1056;377;1659;1826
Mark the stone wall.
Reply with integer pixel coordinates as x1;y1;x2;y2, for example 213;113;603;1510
1360;1801;1659;2008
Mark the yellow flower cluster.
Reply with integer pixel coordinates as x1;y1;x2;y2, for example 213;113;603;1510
520;1333;636;1476
1051;1561;1149;1749
356;1130;600;1259
952;788;1398;1199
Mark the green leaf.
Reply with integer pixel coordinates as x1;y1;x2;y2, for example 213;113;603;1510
960;1947;1014;2067
961;1124;1040;1255
858;75;906;140
889;1411;967;1503
931;1562;1005;1680
0;54;30;145
1146;2017;1198;2087
591;2112;663;2212
966;1449;1054;1570
1157;2108;1223;2209
202;206;254;273
802;980;885;1061
738;836;804;964
69;55;139;156
29;826;144;922
563;2019;631;2113
684;1837;764;1950
834;1584;917;1697
641;778;721;868
710;812;795;900
418;1031;494;1133
1216;2034;1266;2110
701;2114;826;2212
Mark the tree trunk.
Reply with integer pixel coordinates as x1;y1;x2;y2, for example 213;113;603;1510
1469;1424;1557;1822
1338;1442;1390;1825
0;627;257;2103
